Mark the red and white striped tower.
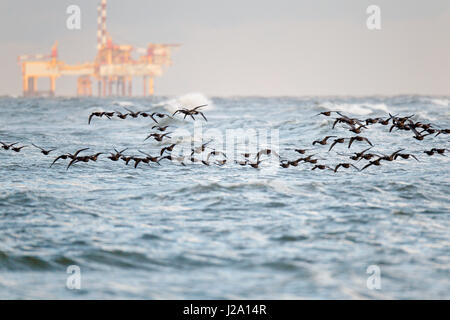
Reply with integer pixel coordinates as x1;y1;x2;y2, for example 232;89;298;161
97;0;108;96
97;0;107;51
96;4;102;51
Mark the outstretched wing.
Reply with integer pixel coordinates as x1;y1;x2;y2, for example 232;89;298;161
191;104;208;111
73;148;89;157
32;143;44;151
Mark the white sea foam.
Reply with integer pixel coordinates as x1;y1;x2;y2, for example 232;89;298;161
112;101;139;108
429;98;449;106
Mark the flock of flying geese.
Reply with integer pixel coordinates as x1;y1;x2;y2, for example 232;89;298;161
87;104;208;125
1;106;449;173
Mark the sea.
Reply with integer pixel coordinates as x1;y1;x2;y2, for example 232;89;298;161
0;94;449;299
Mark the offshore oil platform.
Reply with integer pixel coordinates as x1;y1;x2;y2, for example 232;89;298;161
17;0;179;97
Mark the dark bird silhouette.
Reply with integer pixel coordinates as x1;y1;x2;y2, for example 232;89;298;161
379;149;405;162
410;121;427;129
138;150;161;165
160;143;177;156
312;136;337;146
420;123;434;130
32;143;56;155
328;138;347;151
287;158;303;167
206;150;227;162
332;117;348;129
361;158;383;171
131;157;146;168
394;153;419;161
280;160;290;168
334;163;359;172
364;117;382;125
50;148;89;167
89;153;103;161
144;132;172;142
294;154;318;165
174;110;194;121
66;158;81;170
431;148;449;156
121;156;134;165
348;147;373;161
187;106;208;121
389;121;411;132
66;155;92;170
294;148;309;154
378;117;390;126
435;129;450;137
152;125;170;132
332;115;364;129
115;111;128;119
173;105;208;121
124;108;141;118
255;149;280;160
315;111;340;117
412;122;435;134
191;141;213;155
348;136;373;148
88;111;113;124
107;148;128;161
140;112;158;123
420;128;436;135
12;145;27;153
345;123;367;134
409;120;432;140
1;142;18;150
312;165;332;171
305;158;319;164
392;114;415;124
151;112;172;121
377;113;402;126
358;153;380;161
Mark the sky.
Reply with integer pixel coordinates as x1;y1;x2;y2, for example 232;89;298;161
0;0;449;96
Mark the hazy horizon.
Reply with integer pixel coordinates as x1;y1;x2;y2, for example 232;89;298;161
0;0;449;97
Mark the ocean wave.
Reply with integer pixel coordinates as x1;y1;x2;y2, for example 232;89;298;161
175;179;315;197
428;98;449;106
80;249;162;270
112;101;140;108
0;250;72;271
0;96;449;299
